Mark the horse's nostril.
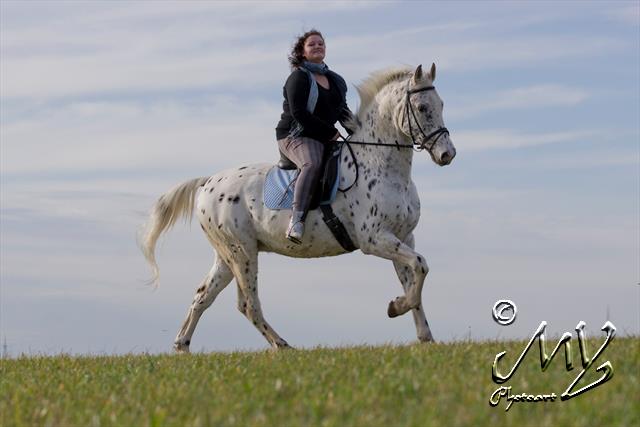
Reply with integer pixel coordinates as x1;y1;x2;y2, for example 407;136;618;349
441;152;450;163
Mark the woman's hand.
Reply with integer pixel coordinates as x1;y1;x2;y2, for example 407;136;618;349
331;131;342;141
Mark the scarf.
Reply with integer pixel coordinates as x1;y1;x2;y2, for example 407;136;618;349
300;61;329;113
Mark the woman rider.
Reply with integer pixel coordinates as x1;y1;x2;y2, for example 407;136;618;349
276;29;354;244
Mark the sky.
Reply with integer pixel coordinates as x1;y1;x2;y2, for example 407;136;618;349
1;0;638;356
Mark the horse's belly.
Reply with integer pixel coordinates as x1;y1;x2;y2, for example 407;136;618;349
254;209;351;258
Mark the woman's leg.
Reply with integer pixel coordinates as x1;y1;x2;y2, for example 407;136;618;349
277;136;325;242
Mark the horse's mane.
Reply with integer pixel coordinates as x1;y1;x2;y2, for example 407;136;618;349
346;67;412;131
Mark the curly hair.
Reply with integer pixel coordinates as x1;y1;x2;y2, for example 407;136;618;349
288;29;324;69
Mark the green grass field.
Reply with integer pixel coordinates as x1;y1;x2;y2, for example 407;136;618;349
1;337;638;427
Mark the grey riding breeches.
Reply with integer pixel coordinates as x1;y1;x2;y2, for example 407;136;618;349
277;136;325;219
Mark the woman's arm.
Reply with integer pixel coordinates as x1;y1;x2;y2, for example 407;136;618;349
338;105;355;135
285;71;338;141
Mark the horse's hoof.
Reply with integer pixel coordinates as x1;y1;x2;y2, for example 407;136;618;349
418;334;435;343
174;343;191;354
274;341;294;350
388;300;400;318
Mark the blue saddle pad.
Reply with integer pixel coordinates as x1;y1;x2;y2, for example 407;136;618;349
263;163;341;210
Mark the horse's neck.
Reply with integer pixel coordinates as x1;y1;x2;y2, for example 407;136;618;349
353;85;413;185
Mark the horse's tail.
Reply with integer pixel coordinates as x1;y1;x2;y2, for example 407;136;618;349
139;176;209;287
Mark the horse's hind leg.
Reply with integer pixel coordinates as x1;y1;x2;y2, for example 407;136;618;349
174;257;234;353
230;247;292;350
393;234;434;342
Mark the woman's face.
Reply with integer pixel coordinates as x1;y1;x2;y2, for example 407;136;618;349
302;34;325;64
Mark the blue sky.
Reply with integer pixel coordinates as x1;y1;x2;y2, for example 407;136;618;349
1;1;638;356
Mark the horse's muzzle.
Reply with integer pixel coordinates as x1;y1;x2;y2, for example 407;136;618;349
439;147;456;166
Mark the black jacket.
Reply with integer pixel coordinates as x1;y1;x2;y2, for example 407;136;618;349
276;69;354;141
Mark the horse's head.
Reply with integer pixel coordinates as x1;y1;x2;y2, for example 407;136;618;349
397;63;456;166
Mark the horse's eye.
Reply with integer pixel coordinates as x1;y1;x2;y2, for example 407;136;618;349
417;104;427;113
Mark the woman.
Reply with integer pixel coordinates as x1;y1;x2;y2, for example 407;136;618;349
275;29;354;244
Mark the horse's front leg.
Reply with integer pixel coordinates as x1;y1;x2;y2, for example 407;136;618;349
393;233;434;342
361;231;429;319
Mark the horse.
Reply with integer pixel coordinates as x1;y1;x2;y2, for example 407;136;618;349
139;63;456;352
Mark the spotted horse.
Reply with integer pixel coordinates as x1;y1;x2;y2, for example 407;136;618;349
139;64;456;352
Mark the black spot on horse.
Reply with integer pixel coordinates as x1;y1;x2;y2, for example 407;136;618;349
239;166;248;170
232;196;240;203
367;179;378;191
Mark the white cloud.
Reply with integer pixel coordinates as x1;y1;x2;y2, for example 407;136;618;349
447;84;590;120
605;4;640;25
1;3;629;100
453;128;598;151
0;97;282;175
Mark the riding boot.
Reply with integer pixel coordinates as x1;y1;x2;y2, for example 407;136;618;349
286;210;305;244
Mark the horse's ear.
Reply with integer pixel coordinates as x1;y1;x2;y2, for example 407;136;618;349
430;62;436;82
412;64;423;84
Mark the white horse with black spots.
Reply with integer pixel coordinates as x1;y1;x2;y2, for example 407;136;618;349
140;63;456;352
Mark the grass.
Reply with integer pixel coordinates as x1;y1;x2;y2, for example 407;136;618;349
1;337;638;427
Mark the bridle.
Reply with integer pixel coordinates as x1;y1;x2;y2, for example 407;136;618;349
404;85;449;153
341;84;449;153
337;84;450;192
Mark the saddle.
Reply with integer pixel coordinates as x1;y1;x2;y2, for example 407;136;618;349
264;144;342;211
263;143;357;252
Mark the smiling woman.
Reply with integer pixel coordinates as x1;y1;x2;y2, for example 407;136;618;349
275;29;355;243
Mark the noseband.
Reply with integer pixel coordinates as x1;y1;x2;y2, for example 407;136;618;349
405;85;449;153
